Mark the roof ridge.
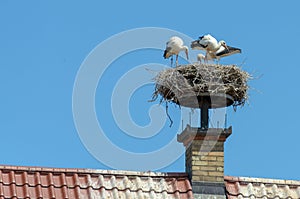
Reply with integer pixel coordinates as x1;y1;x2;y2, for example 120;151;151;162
225;176;300;185
0;164;188;177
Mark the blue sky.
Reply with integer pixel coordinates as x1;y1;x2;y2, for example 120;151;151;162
1;1;300;181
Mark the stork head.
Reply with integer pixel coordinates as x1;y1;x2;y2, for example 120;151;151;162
197;53;205;63
219;40;229;50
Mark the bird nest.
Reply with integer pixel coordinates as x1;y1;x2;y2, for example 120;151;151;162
152;64;251;109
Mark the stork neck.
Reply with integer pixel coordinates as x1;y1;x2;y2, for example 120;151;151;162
180;46;188;51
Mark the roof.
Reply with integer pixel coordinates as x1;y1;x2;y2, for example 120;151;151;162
0;165;192;199
1;165;300;199
225;176;300;199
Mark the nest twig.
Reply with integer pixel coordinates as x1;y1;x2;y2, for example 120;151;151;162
151;63;251;109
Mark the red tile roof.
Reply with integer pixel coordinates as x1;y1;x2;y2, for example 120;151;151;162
0;165;193;199
1;165;300;199
225;176;300;199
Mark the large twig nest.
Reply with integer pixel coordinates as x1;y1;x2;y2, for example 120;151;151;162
152;64;251;109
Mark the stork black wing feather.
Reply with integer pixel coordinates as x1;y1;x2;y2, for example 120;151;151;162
216;46;242;57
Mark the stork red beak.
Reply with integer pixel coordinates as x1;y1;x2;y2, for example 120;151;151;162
223;44;229;51
185;49;189;60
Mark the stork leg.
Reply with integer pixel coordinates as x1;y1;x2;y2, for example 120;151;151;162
204;52;208;63
170;56;174;67
176;54;179;67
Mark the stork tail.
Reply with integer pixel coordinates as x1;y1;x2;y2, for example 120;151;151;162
163;49;168;59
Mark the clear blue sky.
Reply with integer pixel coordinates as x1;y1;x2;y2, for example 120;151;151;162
1;1;300;181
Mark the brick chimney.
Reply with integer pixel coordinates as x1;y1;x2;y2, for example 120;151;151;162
177;125;232;198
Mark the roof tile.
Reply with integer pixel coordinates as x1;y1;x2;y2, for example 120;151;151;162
0;165;193;199
225;176;300;199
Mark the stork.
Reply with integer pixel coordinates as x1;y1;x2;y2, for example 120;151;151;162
191;34;241;63
197;53;209;63
163;36;189;67
191;34;228;61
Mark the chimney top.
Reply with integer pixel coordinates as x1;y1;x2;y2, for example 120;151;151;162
177;125;232;146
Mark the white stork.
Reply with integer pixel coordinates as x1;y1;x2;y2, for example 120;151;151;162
197;53;208;63
191;34;241;63
191;34;228;60
163;36;189;67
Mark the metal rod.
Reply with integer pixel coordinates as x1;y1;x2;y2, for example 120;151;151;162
201;100;209;129
225;113;227;128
